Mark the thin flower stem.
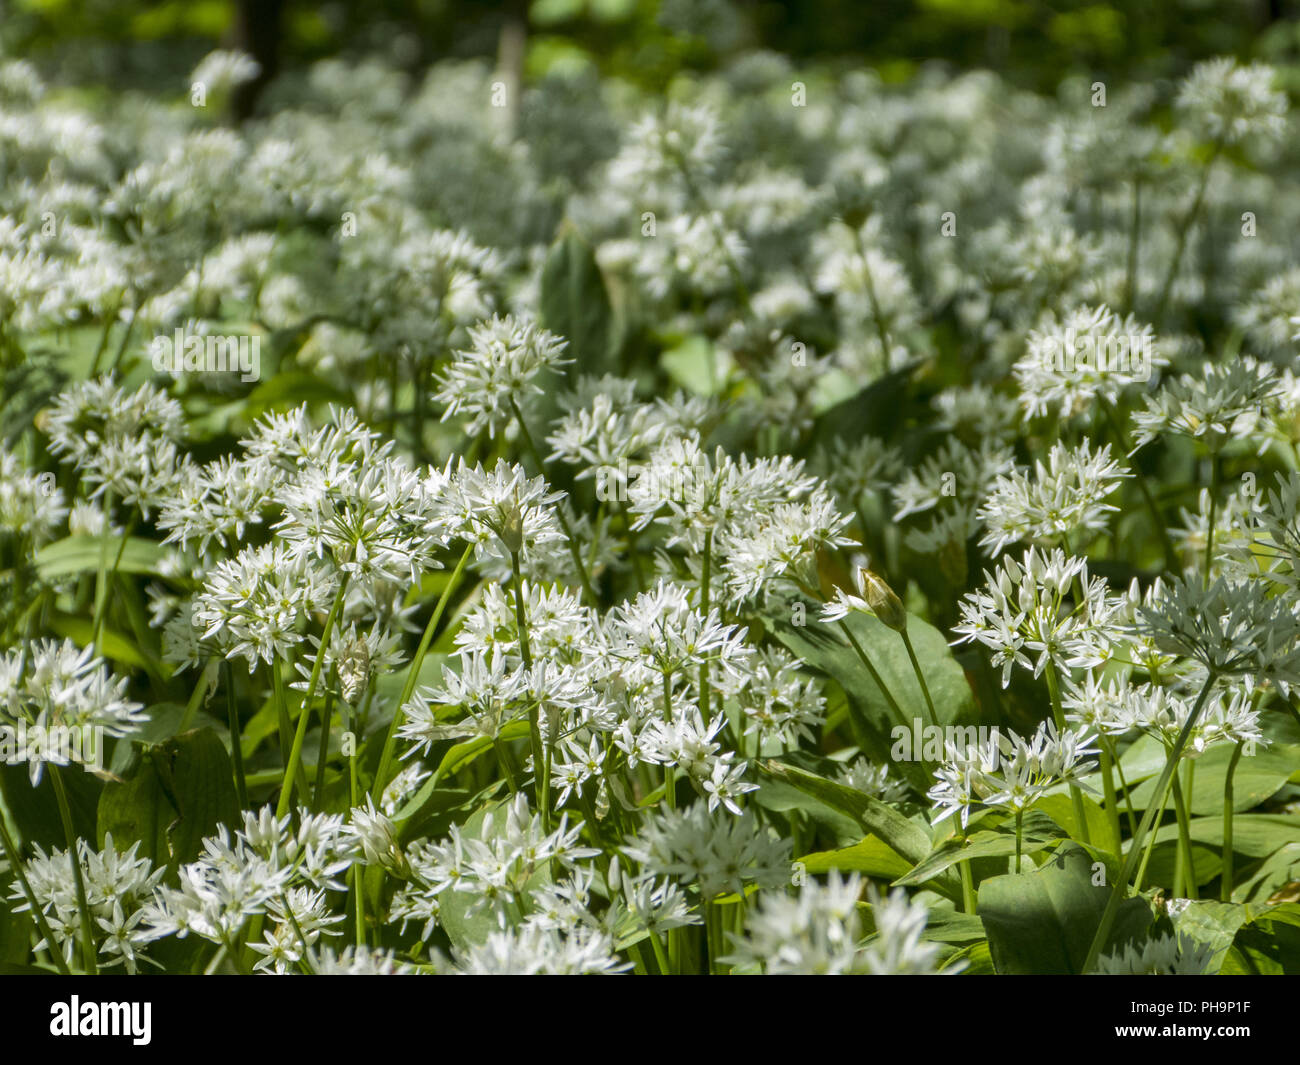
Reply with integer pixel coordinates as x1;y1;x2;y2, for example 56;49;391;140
1222;740;1244;902
1082;672;1217;974
900;628;938;729
1152;140;1221;328
699;529;713;725
0;815;72;974
1096;396;1179;571
1098;740;1123;858
312;677;336;811
1110;743;1140;836
510;549;548;828
1014;806;1024;874
49;766;97;975
838;621;907;730
508;396;598;607
1044;661;1091;846
224;660;248;810
1203;453;1220;586
1171;772;1193;898
276;573;351;820
374;541;473;794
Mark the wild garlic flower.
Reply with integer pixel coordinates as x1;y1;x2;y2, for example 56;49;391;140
952;548;1120;688
1175;59;1287;148
838;758;910;804
1015;305;1163;421
440;458;566;562
731;647;827;750
1093;931;1214;975
1131;357;1281;452
43;376;188;517
249;887;344;974
188;50;261;99
1136;575;1300;687
310;945;417;975
978;440;1129;555
452;923;629;975
403;794;598;928
0;448;67;544
433;314;569;437
7;834;163;973
725;875;958;975
347;798;407;876
606;580;752;681
624;802;790;899
605;859;699;941
191;542;336;671
0;639;146;785
928;721;1097;826
892;438;1016;521
1069;675;1262;756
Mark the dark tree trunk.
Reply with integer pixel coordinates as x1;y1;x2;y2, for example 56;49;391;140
231;0;287;121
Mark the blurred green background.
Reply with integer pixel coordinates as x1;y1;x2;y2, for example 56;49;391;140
4;0;1300;104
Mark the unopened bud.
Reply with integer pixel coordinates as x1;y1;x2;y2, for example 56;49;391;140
496;501;526;556
338;637;371;704
860;569;907;632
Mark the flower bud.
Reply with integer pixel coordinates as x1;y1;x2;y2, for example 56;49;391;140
859;569;907;632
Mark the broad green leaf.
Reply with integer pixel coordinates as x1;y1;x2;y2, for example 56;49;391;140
539;229;613;375
1170;900;1251;974
1035;792;1114;857
98;727;240;873
0;761;101;851
757;760;931;865
35;535;170;581
977;842;1151;974
797;835;913;880
768;603;976;792
895;810;1062;886
1128;744;1298;815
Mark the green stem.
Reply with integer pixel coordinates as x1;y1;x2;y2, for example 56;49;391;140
508;396;597;607
224;660;248;810
1098;740;1123;858
1222;741;1243;902
374;542;473;794
901;627;938;729
1082;673;1217;973
1152;141;1221;327
0;815;72;973
1045;661;1090;846
276;573;350;819
838;621;907;730
50;767;97;975
510;549;547;825
699;529;713;725
1015;806;1024;874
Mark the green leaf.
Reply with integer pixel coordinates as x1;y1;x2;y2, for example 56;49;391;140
1128;744;1298;815
34;535;169;581
1169;900;1251;974
539;229;613;374
1035;792;1114;856
768;603;977;792
97;727;240;873
803;363;916;456
757;760;931;864
797;835;914;880
895;810;1062;886
977;842;1151;974
0;762;101;851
